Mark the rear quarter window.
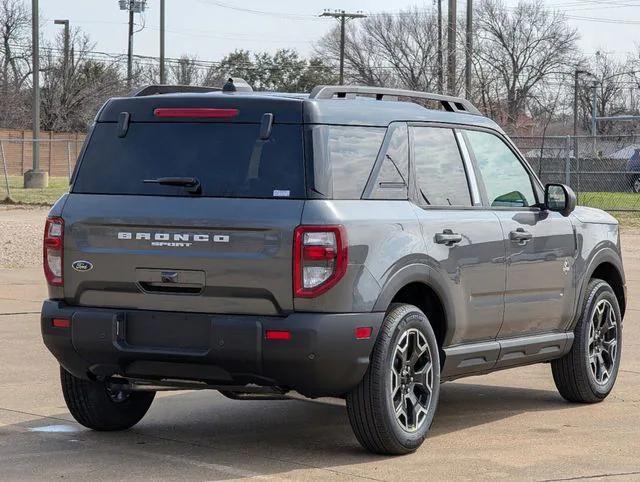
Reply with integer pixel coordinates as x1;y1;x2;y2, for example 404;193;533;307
310;125;386;199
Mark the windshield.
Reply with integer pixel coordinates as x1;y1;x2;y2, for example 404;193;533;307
72;122;305;199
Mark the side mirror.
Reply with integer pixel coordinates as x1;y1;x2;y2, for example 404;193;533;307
544;183;576;216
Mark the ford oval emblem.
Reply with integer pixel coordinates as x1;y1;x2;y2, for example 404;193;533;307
72;260;93;272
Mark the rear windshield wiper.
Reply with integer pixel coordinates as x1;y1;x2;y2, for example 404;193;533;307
143;177;202;195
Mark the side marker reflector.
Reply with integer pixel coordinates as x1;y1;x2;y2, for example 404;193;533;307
355;327;373;340
265;330;291;341
52;318;70;329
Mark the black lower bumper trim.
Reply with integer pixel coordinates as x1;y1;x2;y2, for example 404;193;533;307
41;300;385;397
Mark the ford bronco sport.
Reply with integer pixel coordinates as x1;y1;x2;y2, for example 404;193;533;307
41;81;626;455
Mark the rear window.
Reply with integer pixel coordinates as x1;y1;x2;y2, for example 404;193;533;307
73;122;305;198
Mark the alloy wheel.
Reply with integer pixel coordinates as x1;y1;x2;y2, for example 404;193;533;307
588;299;618;385
390;328;434;432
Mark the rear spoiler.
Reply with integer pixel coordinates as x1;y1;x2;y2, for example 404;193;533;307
130;85;222;97
130;78;253;97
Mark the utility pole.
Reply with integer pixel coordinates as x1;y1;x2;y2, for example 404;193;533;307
32;0;39;172
591;81;598;137
24;0;47;188
447;0;457;95
573;69;589;139
591;80;598;153
118;1;147;89
465;0;473;98
572;69;590;178
54;20;70;83
159;0;165;84
320;10;367;85
127;7;134;89
437;0;443;94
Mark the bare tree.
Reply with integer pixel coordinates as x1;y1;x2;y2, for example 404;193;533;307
0;0;31;127
169;55;201;86
315;8;440;91
41;30;122;132
475;0;579;126
578;52;636;135
0;0;30;89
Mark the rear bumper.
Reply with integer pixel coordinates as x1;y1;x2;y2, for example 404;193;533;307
41;300;384;397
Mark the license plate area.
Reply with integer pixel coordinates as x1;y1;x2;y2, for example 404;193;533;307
124;311;211;352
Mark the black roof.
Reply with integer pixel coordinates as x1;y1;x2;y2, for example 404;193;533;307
97;90;502;131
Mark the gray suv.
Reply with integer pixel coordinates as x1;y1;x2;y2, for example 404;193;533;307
41;83;626;455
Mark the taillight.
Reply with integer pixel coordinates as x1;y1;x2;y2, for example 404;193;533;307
293;225;347;298
44;217;64;286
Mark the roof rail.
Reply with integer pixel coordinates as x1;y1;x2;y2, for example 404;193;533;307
309;85;481;115
130;84;222;97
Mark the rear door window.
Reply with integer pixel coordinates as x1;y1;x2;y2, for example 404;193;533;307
72;122;305;198
411;126;472;206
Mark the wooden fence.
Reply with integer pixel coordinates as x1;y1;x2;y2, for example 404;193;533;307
0;128;85;178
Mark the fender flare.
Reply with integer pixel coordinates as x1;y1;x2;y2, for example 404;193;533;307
373;263;457;347
570;247;625;330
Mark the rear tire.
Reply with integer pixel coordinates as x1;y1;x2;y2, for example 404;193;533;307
551;279;622;403
346;304;440;455
60;367;155;431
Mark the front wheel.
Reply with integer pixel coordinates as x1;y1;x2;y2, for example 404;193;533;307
60;367;155;431
551;279;622;403
346;304;440;455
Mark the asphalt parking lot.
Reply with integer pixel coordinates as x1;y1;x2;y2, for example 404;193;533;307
1;206;639;481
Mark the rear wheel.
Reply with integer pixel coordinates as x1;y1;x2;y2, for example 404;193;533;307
346;304;440;455
60;367;155;431
551;279;622;403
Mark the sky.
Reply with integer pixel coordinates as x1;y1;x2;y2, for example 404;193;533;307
37;0;640;64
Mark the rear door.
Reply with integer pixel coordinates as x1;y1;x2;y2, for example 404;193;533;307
410;125;506;346
464;129;577;337
63;114;305;316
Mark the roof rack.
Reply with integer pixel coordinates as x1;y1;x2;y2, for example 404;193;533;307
309;85;481;115
130;85;222;97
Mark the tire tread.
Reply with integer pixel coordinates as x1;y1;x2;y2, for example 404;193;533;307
551;279;621;403
60;367;155;431
346;304;439;455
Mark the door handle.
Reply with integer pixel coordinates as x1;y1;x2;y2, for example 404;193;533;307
510;228;532;243
435;229;463;246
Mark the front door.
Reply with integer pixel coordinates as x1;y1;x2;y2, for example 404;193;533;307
464;129;577;337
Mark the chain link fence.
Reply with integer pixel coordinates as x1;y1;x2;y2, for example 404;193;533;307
512;135;640;212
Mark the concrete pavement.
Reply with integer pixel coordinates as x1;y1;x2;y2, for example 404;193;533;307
1;242;639;481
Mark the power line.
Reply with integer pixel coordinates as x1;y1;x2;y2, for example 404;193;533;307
196;0;321;21
565;14;640;24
